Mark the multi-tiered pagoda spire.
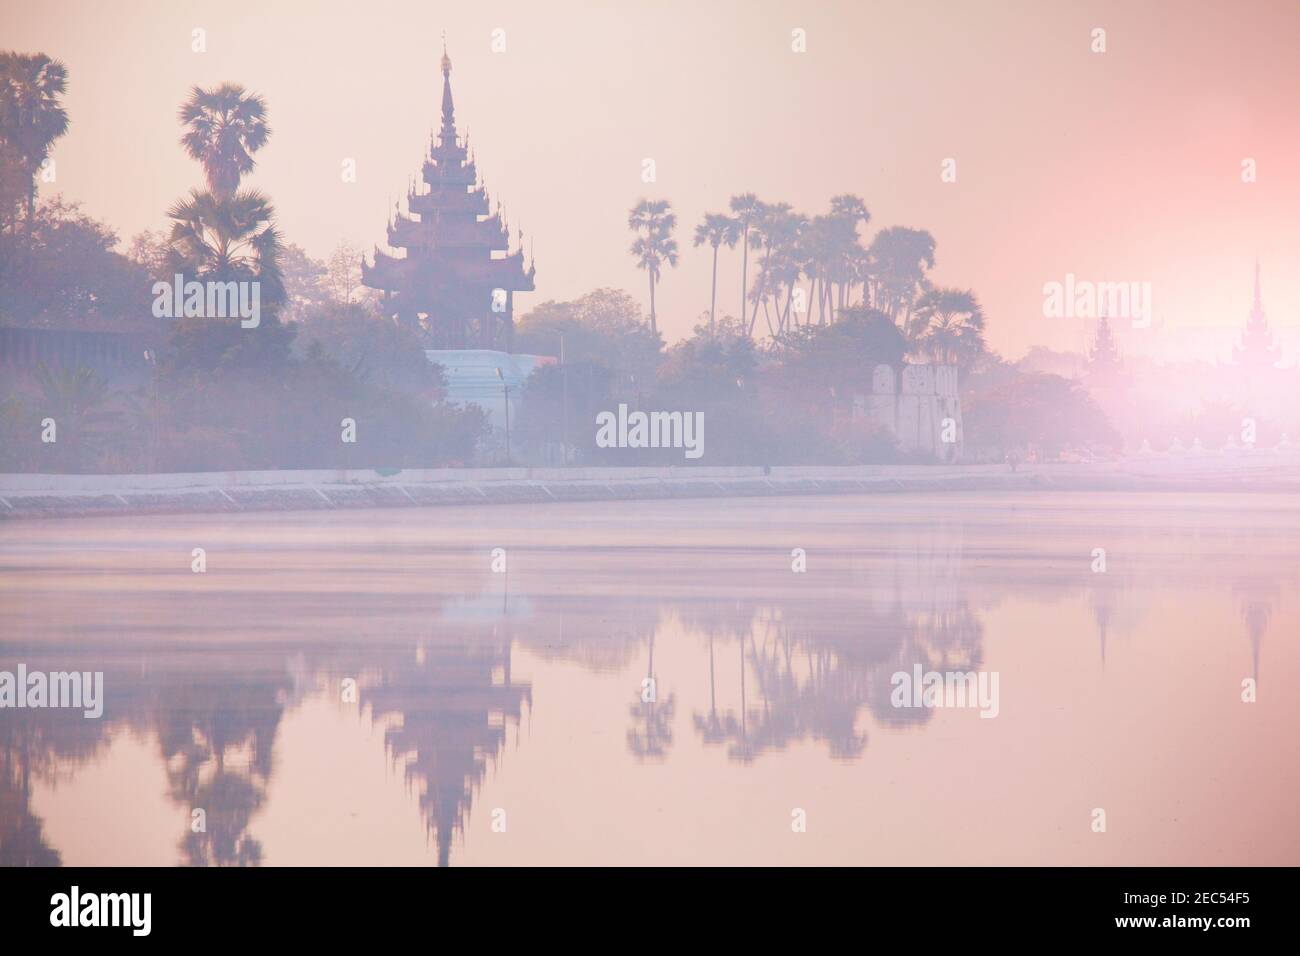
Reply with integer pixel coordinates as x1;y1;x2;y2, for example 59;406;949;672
1235;259;1280;369
362;41;535;349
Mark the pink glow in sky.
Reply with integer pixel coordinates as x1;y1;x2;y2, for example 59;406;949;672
4;0;1300;359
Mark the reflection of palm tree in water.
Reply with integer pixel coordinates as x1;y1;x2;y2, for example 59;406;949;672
693;634;757;762
687;575;985;760
627;632;676;760
0;732;63;866
695;631;725;745
156;669;288;867
0;667;113;866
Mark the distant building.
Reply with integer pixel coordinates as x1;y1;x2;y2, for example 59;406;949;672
362;41;536;349
1234;260;1281;369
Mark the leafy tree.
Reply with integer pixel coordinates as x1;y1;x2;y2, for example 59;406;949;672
515;359;615;462
30;362;121;470
0;197;152;328
774;306;908;376
515;288;663;389
0;393;37;470
963;371;1120;461
293;300;443;396
126;228;172;279
323;240;371;306
657;317;756;404
277;242;328;322
0;139;26;233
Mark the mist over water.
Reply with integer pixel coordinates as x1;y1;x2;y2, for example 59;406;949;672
2;493;1295;866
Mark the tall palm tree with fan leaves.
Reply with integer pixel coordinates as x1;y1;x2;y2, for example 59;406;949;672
178;83;270;198
166;188;284;305
728;193;762;334
628;198;678;334
0;52;69;232
693;212;737;334
169;84;282;315
907;286;986;372
867;226;936;325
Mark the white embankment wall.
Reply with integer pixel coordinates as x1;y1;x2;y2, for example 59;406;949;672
1;453;1297;520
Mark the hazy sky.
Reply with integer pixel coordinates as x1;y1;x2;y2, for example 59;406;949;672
6;0;1300;359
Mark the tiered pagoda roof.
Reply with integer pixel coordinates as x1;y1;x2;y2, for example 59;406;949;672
1235;260;1281;369
362;41;535;349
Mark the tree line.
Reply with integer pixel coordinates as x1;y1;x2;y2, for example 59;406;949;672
629;194;987;370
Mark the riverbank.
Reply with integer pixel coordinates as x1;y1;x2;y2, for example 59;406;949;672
2;455;1298;521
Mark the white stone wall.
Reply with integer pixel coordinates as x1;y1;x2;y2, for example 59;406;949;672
856;363;963;461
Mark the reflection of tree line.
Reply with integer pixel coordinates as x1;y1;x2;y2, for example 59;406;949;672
672;592;985;764
2;540;1287;867
0;707;96;865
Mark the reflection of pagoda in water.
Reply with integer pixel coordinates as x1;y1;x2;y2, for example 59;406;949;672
1233;578;1277;687
362;41;536;349
366;641;530;867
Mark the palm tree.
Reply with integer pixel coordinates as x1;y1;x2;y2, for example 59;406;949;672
728;193;763;332
827;194;870;312
867;226;936;324
33;362;117;469
907;287;986;369
0;53;69;231
166;188;285;305
693;212;737;334
746;202;799;337
178;83;270;198
796;215;830;328
627;198;678;333
764;210;807;334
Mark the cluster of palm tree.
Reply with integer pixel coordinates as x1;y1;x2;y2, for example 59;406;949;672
633;190;988;369
167;83;284;307
704;195;985;363
0;51;69;234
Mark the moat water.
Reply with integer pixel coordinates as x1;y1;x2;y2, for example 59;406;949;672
1;493;1296;865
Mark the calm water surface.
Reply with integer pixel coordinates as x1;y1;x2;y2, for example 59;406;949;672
1;493;1297;866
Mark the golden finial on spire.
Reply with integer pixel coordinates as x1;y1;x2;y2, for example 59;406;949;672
441;32;452;75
